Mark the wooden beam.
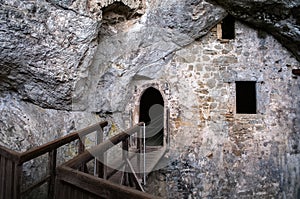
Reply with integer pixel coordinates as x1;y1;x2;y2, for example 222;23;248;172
19;121;108;164
48;149;57;199
292;69;300;76
64;123;144;169
56;166;161;199
96;128;107;179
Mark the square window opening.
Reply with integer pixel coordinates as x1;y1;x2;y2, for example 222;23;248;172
221;15;235;40
236;81;257;114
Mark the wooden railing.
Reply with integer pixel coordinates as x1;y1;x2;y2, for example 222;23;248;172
0;121;108;199
55;122;162;199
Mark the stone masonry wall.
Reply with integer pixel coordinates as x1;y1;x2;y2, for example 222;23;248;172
156;21;300;198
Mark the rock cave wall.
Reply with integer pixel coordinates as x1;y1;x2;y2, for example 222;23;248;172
0;0;300;198
0;0;145;150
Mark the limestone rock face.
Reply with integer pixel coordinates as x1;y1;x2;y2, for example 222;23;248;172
75;0;226;113
208;0;300;61
0;0;144;110
0;0;101;110
0;92;99;152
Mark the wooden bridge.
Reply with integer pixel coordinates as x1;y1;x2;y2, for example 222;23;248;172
0;121;168;199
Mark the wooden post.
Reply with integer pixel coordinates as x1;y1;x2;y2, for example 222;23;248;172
48;149;57;199
78;137;86;172
96;128;107;179
0;155;22;199
14;163;22;199
122;138;129;186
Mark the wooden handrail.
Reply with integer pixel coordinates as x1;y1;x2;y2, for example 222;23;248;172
19;121;108;164
0;121;108;199
64;122;144;169
0;145;21;162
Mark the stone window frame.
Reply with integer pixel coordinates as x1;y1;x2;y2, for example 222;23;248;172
226;78;265;116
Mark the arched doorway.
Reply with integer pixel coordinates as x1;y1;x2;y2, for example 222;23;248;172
139;87;164;146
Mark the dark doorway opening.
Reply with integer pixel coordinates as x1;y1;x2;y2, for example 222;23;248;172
139;87;164;146
236;81;257;114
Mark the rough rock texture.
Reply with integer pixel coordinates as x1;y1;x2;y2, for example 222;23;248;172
0;0;100;109
0;0;144;110
208;0;300;61
0;92;99;152
0;0;300;198
74;0;226;113
159;22;300;198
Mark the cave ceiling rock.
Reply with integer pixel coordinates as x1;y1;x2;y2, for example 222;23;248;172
207;0;300;61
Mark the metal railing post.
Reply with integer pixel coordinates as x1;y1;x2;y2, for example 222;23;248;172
143;123;146;185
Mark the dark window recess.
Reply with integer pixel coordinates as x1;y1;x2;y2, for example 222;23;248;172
236;81;257;114
222;15;235;39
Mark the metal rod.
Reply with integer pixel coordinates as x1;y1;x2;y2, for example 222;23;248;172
143;123;146;185
94;131;98;176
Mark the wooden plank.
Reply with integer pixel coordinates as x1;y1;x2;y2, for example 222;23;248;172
54;177;63;199
122;139;129;186
19;121;108;164
13;164;22;199
76;188;84;199
66;183;72;198
48;149;57;199
96;128;106;179
64;123;144;169
69;185;75;198
0;156;6;198
5;159;13;199
78;138;85;172
217;23;222;40
56;166;162;199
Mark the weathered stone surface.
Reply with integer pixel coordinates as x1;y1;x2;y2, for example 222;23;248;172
75;0;225;112
0;0;299;198
160;21;300;199
0;0;144;110
0;92;99;152
207;0;300;61
0;0;101;109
